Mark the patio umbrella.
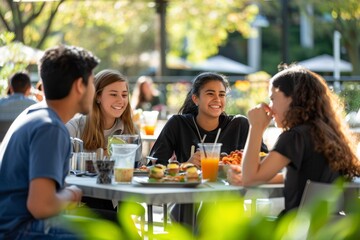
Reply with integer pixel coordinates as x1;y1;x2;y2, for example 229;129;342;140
0;42;44;66
298;54;353;72
192;55;255;74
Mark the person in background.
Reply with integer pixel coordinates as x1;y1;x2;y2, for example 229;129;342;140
150;72;268;167
0;71;37;120
33;80;45;102
228;64;360;216
131;75;165;112
66;69;141;219
0;45;99;239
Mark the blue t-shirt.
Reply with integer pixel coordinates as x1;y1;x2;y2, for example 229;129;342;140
0;106;71;236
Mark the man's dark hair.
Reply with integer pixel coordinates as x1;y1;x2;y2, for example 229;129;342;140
39;45;100;100
10;72;31;94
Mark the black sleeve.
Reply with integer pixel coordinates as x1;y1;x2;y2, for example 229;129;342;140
149;116;178;165
272;129;305;169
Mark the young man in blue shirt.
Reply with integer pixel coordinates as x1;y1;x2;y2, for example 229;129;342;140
0;45;99;239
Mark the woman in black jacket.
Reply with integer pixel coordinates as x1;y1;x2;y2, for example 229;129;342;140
150;72;268;167
149;72;271;223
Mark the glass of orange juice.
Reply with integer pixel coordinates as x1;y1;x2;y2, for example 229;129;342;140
199;143;222;182
142;111;159;135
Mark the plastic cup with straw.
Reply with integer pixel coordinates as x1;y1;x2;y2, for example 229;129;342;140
199;130;222;182
201;134;207;158
212;128;221;153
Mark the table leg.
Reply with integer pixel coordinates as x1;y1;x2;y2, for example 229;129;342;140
163;204;167;231
179;203;196;234
147;204;153;238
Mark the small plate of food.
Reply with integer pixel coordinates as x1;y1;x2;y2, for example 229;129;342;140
133;163;202;187
133;177;202;188
134;165;150;176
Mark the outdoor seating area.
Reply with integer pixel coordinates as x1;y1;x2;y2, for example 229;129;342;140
1;1;360;240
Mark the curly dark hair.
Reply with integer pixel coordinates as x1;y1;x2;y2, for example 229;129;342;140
272;64;360;179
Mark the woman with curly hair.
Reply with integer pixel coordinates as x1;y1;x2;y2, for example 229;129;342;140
228;64;360;214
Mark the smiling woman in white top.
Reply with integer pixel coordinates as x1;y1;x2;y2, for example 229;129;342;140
66;69;141;220
66;69;139;155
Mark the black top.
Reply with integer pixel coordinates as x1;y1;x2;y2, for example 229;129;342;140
273;124;340;213
150;113;268;165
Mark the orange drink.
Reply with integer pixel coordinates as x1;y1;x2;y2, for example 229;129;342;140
201;157;219;182
198;143;222;182
144;125;156;135
142;111;159;135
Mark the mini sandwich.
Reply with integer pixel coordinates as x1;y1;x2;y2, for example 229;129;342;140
180;162;195;172
167;161;180;176
186;165;199;181
149;165;165;179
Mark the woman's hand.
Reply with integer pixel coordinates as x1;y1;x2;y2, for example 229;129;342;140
227;165;243;186
248;103;273;132
187;149;201;168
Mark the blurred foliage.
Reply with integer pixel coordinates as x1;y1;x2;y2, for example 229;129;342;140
167;1;258;62
297;0;360;75
49;1;156;76
62;181;360;240
166;81;192;114
0;0;64;48
1;0;360;113
0;0;258;76
226;71;270;115
0;32;32;96
255;0;360;75
340;83;360;113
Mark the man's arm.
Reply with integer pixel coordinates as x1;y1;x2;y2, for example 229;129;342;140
27;178;82;219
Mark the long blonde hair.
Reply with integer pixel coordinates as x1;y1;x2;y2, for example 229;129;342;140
82;69;137;151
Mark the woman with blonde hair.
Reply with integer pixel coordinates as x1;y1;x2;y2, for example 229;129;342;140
67;69;138;154
228;64;360;215
66;69;141;219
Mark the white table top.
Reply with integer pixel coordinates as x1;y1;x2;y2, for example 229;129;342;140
65;175;283;205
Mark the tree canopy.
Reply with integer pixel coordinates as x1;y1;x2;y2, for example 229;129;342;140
0;0;359;75
0;0;258;76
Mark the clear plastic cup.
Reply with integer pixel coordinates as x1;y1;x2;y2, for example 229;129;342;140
199;143;222;182
142;111;159;135
111;144;139;183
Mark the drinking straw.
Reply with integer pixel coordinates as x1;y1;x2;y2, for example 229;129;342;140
96;148;104;160
212;128;222;154
190;145;195;157
201;134;207;158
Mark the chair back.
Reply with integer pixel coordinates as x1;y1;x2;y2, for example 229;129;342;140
0;120;13;142
299;180;360;214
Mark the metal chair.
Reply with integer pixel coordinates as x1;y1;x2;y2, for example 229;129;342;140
299;180;360;215
0;120;13;142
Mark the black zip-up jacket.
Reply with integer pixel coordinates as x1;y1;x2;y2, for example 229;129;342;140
149;113;268;165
